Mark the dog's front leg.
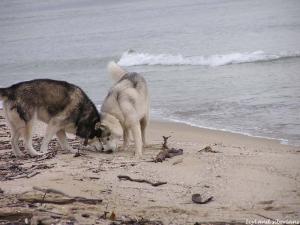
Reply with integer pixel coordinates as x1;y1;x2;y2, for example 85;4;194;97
122;128;130;151
56;130;76;153
40;123;60;153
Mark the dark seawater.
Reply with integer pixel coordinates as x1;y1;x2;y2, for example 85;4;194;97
0;0;299;145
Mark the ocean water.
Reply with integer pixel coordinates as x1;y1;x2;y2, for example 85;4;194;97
0;0;299;145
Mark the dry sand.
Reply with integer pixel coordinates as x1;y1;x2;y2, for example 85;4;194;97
0;109;299;225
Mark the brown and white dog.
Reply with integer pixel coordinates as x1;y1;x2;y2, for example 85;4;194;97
0;79;108;157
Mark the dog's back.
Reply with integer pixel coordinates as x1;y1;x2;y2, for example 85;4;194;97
1;79;77;122
1;78;101;137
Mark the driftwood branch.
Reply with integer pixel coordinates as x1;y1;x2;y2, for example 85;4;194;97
154;148;183;162
110;218;163;225
153;136;183;162
18;196;82;205
117;175;167;187
0;210;33;221
19;186;103;205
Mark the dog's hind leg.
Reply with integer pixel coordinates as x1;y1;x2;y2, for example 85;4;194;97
56;130;76;153
140;116;148;147
119;99;143;157
4;105;25;157
11;128;24;157
40;122;61;153
24;120;42;157
131;123;143;158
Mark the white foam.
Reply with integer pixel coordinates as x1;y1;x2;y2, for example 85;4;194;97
160;117;292;146
118;50;300;67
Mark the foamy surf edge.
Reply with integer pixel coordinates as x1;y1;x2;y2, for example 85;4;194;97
155;116;291;146
118;50;300;67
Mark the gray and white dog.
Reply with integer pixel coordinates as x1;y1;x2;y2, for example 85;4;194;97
100;62;150;158
0;79;108;157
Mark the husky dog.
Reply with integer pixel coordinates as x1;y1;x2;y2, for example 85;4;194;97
0;79;108;157
100;62;149;158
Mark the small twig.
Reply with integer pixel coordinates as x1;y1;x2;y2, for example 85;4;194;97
89;176;100;180
100;202;110;219
254;213;277;222
198;146;220;153
33;186;72;198
162;136;171;149
41;191;47;205
74;152;81;157
117;175;167;187
74;149;81;157
37;208;65;216
6;170;40;180
26;171;40;178
34;152;57;162
172;158;183;165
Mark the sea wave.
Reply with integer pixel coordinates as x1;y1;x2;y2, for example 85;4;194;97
118;50;300;67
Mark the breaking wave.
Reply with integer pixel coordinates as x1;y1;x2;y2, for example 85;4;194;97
118;50;300;67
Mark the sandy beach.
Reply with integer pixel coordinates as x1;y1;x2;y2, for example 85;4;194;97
0;109;299;225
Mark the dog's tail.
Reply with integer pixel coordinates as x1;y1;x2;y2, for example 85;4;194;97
107;61;127;82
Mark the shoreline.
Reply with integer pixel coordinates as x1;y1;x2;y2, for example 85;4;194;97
149;119;299;151
150;115;299;147
158;118;291;146
0;100;297;147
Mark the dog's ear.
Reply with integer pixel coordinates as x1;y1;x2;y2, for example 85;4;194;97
95;122;111;138
76;116;92;145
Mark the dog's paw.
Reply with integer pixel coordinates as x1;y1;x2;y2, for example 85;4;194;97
67;148;77;154
134;152;143;159
39;147;49;153
29;151;45;157
14;152;26;158
120;146;128;151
